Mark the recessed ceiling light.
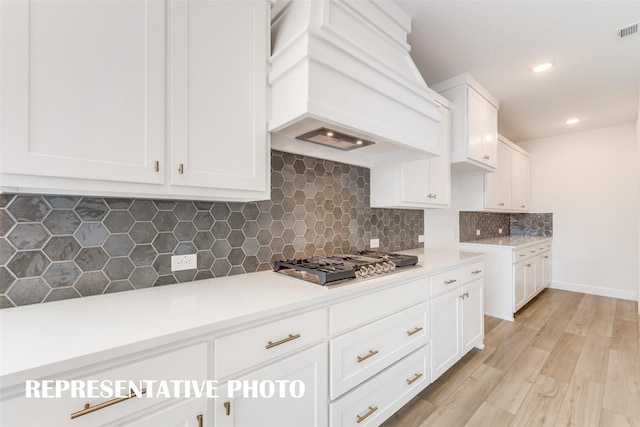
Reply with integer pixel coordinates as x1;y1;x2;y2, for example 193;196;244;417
532;62;553;73
565;118;581;125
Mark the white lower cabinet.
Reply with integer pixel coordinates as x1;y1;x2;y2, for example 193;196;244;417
330;346;429;427
120;397;208;427
214;344;328;427
430;288;462;380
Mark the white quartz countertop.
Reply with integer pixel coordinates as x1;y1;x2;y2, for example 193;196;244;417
459;236;552;248
0;248;483;388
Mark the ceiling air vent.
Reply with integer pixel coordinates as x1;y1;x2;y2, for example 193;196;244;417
617;22;639;38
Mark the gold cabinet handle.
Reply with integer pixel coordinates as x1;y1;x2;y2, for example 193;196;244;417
498;202;505;206
154;160;160;172
70;388;146;419
544;256;549;259
483;155;490;160
519;254;526;257
406;326;423;336
444;279;457;285
265;333;300;349
223;401;231;416
426;193;437;199
406;373;423;385
471;270;482;274
521;205;526;208
459;292;469;300
526;263;532;267
197;414;203;427
357;349;379;363
178;163;184;174
356;406;378;423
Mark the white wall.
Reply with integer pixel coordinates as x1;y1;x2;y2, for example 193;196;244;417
519;122;638;300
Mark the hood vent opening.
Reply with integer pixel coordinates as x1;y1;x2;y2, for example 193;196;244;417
296;128;374;151
617;22;639;38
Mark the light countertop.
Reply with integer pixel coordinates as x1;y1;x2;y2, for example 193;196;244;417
0;248;483;388
459;236;552;248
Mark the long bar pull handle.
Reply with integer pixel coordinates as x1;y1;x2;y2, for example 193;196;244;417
357;349;379;363
223;401;231;416
70;388;146;419
444;279;457;285
471;270;482;274
356;406;378;423
406;326;423;336
197;414;203;427
406;373;423;385
266;333;300;349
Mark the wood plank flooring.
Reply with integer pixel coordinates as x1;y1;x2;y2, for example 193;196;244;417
381;289;640;427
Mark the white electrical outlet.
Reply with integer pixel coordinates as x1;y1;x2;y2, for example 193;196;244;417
476;229;481;236
418;234;425;243
370;238;380;248
171;254;197;272
498;228;503;234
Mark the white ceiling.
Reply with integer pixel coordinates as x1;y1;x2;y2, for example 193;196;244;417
396;1;640;142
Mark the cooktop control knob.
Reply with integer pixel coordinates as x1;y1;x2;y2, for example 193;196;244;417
358;266;368;278
381;262;390;272
388;261;396;271
374;263;383;273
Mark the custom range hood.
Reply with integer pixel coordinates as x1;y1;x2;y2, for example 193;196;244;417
269;0;442;167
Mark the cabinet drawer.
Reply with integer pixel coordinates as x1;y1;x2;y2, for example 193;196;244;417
513;246;540;263
430;268;462;297
214;308;327;379
462;262;484;283
330;303;428;399
329;346;430;427
330;277;428;334
0;343;207;427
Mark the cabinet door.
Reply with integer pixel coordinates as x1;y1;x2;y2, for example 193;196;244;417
466;87;486;164
461;279;484;353
214;344;328;427
484;141;511;210
427;106;451;206
513;262;526;311
430;289;461;381
481;99;498;169
169;0;268;193
123;398;207;427
542;252;552;288
401;159;430;204
0;0;165;184
512;150;530;211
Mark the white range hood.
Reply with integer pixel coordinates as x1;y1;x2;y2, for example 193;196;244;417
269;0;441;168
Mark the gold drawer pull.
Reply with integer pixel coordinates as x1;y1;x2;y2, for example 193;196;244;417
356;406;378;423
471;270;482;274
498;202;505;206
357;349;379;363
406;372;423;385
266;333;301;349
544;256;549;259
444;279;457;285
406;326;423;336
483;155;490;160
197;414;203;427
223;401;231;416
526;263;532;267
519;254;526;257
70;388;146;419
178;163;184;174
154;160;160;172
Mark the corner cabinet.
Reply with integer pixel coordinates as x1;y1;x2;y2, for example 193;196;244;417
0;0;270;202
370;98;451;209
431;73;499;173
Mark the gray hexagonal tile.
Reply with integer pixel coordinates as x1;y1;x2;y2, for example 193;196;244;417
43;262;81;288
0;194;15;208
129;244;157;267
7;277;50;306
152;233;178;254
45;196;80;209
282;229;295;244
227;230;245;248
271;188;285;204
212;240;231;258
0;295;15;309
256;229;272;246
130;267;157;289
129;222;157;244
211;258;231;277
152;211;178;232
281;245;295;260
153;274;176;286
152;254;172;275
193;212;214;231
174;242;196;255
270;221;285;237
195;270;214;281
241;238;259;256
270;237;285;254
75;247;109;272
104;280;134;294
269;205;284;221
8;196;50;222
211;203;231;221
154;200;177;210
174;269;197;283
282;212;296;229
103;234;135;257
243;256;259;273
174;201;196;221
271;154;284;171
241;204;259;221
0;266;16;293
7;223;50;249
74;198;108;221
103;257;134;280
212;221;231;240
243;221;260;238
103;210;134;233
7;250;50;278
193;231;214;250
44;287;81;303
227;212;245;230
282;197;296;212
174;222;196;242
256;246;273;263
0;238;16;265
43;210;81;235
0;210;16;237
75;271;109;296
104;198;133;209
129;200;157;221
74;223;109;246
256;199;272;213
197;251;214;270
293;220;306;236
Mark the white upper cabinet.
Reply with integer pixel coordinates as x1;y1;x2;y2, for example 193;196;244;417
169;0;268;194
484;140;512;210
431;74;499;173
511;147;531;211
0;0;165;185
0;0;270;201
370;100;451;209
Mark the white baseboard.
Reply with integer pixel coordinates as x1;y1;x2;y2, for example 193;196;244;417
549;281;638;301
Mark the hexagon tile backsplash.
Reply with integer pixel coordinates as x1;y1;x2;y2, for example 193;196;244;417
0;151;424;308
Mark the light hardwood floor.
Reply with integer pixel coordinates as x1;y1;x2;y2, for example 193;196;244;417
381;289;640;427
